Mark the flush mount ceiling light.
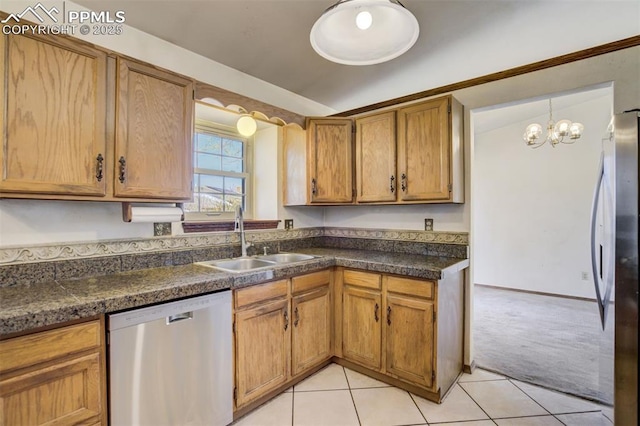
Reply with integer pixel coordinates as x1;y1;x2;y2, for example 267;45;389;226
236;114;257;137
523;99;584;149
310;0;420;66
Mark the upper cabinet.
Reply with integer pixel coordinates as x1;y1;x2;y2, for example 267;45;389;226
0;32;194;202
0;33;108;197
283;95;463;206
307;118;354;204
114;58;193;200
355;111;396;203
397;96;462;203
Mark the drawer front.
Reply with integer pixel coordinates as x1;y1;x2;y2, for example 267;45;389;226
343;270;381;290
386;276;435;300
292;270;331;295
0;321;101;374
235;279;289;309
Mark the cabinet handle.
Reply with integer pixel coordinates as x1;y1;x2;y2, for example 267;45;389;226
311;178;317;195
118;156;126;183
374;303;379;322
284;309;289;331
401;173;407;192
390;175;395;193
96;154;104;182
294;307;299;327
387;306;392;325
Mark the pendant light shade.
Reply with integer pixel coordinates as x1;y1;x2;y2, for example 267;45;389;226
310;0;419;66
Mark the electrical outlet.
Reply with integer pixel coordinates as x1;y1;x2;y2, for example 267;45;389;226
284;219;294;230
581;271;589;281
424;218;434;231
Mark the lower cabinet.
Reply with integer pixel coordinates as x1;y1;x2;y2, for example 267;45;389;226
0;319;107;425
338;268;463;401
233;270;332;412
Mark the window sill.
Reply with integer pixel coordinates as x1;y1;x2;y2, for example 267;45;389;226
182;220;281;233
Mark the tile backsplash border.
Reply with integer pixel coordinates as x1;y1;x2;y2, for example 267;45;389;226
0;227;468;266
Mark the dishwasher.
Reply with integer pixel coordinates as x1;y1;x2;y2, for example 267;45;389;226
108;290;233;426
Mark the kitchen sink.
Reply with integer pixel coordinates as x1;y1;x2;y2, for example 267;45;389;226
197;257;276;273
196;253;316;273
257;253;316;263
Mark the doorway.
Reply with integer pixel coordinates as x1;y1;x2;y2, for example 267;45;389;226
470;85;614;404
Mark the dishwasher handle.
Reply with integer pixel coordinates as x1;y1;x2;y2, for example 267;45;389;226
166;311;193;325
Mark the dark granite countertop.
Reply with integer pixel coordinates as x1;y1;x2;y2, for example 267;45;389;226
0;249;467;337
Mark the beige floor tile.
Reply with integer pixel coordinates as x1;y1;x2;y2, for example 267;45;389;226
555;411;613;425
294;363;348;392
233;392;292;426
458;368;507;382
293;390;359;426
433;421;494;426
351;387;425;426
459;380;548;418
495;415;564;425
284;387;293;393
344;368;391;389
512;380;601;414
600;405;614;422
412;384;488;423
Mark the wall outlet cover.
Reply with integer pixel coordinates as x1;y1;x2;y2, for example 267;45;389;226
424;218;434;231
284;219;294;230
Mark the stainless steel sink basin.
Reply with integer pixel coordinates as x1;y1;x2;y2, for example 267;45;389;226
196;253;316;273
257;253;316;263
197;257;276;273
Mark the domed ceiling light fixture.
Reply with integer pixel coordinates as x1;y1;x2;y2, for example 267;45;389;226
310;0;420;66
236;114;257;137
523;99;584;149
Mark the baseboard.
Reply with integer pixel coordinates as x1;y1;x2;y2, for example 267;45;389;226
474;283;598;303
463;360;476;374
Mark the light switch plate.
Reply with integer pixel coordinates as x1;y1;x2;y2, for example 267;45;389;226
284;219;294;230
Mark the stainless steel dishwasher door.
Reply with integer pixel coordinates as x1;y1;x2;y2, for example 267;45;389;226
108;291;232;426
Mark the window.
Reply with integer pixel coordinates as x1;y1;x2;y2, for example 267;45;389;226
184;122;252;219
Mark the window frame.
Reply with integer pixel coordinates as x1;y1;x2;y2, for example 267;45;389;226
185;119;253;221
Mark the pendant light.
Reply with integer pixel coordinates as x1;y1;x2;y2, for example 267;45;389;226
236;114;257;137
523;99;584;149
310;0;420;66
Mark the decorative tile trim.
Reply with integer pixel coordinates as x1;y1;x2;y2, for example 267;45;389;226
0;227;467;266
0;228;323;266
323;227;469;245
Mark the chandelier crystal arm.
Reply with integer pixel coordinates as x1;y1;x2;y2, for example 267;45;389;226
522;98;584;149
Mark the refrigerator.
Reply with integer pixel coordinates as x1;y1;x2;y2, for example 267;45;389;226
591;110;638;425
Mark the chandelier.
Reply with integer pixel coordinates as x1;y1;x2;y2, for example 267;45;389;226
523;99;584;148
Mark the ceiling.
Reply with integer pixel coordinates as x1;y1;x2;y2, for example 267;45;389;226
73;0;638;113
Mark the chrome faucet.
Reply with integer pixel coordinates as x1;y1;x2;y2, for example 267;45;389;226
235;206;253;257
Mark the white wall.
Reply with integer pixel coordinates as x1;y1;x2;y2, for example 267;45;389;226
472;93;612;299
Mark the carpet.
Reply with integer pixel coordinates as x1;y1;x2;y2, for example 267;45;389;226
473;285;614;405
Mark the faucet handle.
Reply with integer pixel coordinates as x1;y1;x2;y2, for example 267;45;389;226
263;246;269;255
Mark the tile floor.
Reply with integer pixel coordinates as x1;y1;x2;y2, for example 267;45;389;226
232;363;614;426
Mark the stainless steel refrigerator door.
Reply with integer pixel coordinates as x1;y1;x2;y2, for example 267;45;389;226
613;111;638;426
108;291;233;426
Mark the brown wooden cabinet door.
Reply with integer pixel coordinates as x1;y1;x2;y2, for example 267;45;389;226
0;33;108;196
307;118;353;203
0;352;103;425
397;97;451;202
356;111;397;203
115;58;193;200
342;286;382;370
292;285;332;376
235;298;291;408
385;294;435;389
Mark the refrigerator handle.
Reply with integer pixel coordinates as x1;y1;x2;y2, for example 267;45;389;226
590;151;607;330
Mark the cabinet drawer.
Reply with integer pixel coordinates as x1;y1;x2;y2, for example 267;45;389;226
292;270;331;294
0;321;101;374
235;280;288;309
386;276;435;300
343;270;381;290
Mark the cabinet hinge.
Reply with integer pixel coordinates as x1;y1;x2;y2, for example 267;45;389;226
432;371;436;382
447;183;452;193
233;387;237;400
232;321;236;334
447;104;451;114
433;309;436;323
